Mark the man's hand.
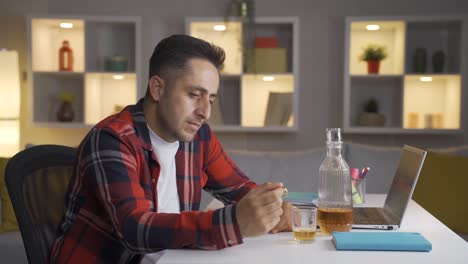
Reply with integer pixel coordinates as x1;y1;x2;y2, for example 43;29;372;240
236;182;285;237
270;202;293;233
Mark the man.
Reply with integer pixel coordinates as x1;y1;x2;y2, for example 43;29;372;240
49;35;291;264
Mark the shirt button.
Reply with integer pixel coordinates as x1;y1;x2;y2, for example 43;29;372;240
228;240;233;244
152;179;155;183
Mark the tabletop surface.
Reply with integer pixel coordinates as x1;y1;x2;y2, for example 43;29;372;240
145;194;468;264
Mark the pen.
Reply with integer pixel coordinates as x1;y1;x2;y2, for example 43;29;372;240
359;167;370;179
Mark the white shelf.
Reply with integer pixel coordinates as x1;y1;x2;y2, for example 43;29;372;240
403;75;461;129
350;74;403;79
28;15;141;126
344;16;464;134
187;17;299;131
189;20;243;75
31;18;85;72
344;126;463;134
349;21;405;75
210;125;298;133
84;73;136;124
32;121;93;129
241;74;294;127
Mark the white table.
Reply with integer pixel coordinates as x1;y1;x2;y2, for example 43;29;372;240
146;194;468;264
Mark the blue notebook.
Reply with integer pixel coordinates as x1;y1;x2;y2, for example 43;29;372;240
283;192;318;206
332;232;432;252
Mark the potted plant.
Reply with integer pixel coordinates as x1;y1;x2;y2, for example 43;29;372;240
56;91;75;122
359;43;387;74
358;98;385;126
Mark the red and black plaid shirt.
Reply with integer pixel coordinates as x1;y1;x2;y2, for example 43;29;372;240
49;99;256;264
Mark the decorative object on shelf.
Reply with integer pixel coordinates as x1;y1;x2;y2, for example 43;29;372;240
114;104;125;114
225;0;255;23
358;98;385;126
424;113;434;128
105;55;128;72
408;112;419;128
413;48;427;73
246;47;287;73
224;0;256;73
432;113;443;128
255;37;278;48
246;36;287;73
59;40;73;71
0;49;21;157
432;50;445;73
56;92;75;122
264;92;292;126
359;43;387;74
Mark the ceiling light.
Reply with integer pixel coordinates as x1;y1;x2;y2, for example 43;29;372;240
213;25;227;31
60;22;74;29
113;75;124;80
262;76;275;82
366;24;380;31
420;76;433;82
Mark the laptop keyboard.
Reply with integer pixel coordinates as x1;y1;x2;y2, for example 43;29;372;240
354;208;388;225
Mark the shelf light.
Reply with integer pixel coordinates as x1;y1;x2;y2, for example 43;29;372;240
420;76;433;82
60;22;74;29
262;76;275;82
366;24;380;31
113;75;124;80
213;25;227;31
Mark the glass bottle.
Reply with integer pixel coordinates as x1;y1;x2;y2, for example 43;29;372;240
317;128;353;234
59;40;73;71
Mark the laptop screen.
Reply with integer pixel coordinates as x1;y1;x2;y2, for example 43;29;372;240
383;145;427;220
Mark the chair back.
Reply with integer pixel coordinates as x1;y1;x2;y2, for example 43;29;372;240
5;145;76;264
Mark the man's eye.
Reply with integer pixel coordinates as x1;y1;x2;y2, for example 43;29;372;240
190;92;201;98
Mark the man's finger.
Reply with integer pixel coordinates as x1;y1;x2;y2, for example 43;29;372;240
254;182;284;194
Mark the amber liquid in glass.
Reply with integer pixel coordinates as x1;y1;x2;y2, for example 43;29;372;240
317;207;353;234
293;228;316;241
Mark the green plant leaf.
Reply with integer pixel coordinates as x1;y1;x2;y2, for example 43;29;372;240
359;43;388;61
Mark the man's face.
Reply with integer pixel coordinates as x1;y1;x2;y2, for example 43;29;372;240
155;58;219;142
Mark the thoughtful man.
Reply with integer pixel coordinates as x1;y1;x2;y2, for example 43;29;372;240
50;35;291;264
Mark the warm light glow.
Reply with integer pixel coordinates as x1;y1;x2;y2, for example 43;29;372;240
366;24;380;31
113;75;124;80
262;76;275;82
213;25;227;31
0;50;20;156
420;76;433;82
60;22;74;29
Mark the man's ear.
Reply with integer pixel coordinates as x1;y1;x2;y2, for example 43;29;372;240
149;75;165;102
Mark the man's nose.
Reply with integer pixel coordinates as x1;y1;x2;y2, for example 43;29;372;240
196;96;211;121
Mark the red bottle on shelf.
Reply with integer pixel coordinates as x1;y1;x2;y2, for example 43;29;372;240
59;40;73;71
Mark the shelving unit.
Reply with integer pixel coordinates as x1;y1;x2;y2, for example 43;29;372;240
186;17;299;132
344;16;465;134
27;15;141;127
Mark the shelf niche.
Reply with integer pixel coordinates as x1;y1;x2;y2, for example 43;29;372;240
84;73;137;124
405;21;462;74
31;19;85;72
241;74;294;127
349;21;405;75
403;75;461;129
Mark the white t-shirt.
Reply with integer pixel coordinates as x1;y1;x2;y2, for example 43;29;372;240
147;126;180;213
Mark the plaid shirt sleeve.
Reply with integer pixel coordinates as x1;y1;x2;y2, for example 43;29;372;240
80;126;247;252
202;127;257;205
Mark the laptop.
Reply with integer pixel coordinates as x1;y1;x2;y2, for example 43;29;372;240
352;145;427;230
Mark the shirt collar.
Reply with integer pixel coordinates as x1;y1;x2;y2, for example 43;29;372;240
130;98;153;151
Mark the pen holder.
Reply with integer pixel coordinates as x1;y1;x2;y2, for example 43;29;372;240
352;178;366;205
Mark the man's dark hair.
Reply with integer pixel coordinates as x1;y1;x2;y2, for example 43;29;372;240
146;34;225;96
